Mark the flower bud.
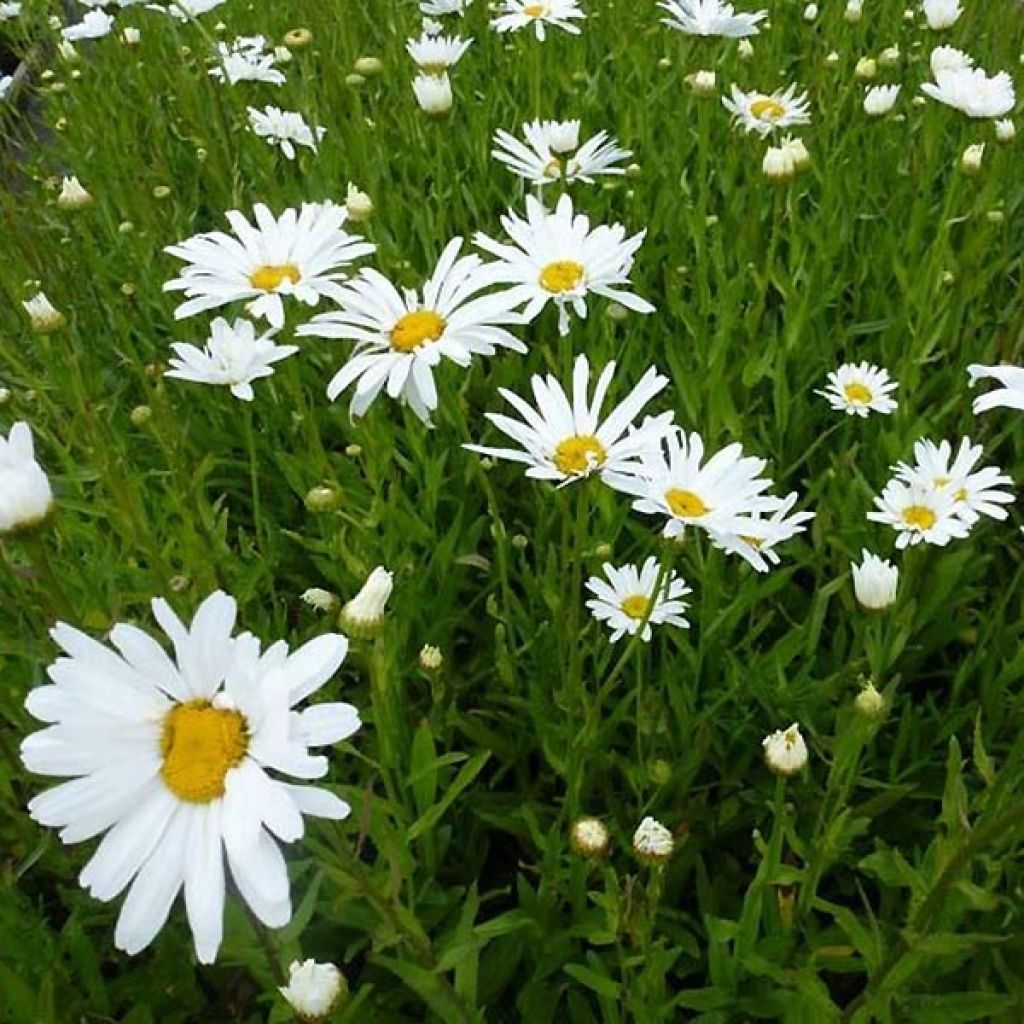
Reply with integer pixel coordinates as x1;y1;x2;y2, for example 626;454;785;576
279;960;347;1023
571;817;610;857
0;423;54;536
762;723;808;776
339;566;393;636
418;644;443;671
632;816;674;864
854;682;886;718
851;551;898;609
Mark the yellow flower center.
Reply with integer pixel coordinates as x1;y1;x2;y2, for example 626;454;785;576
543;158;563;179
391;310;447;352
665;488;710;518
751;98;787;121
621;594;651;620
524;2;548;16
249;263;301;292
953;487;968;502
539;260;585;294
902;504;937;530
740;535;765;549
160;701;248;804
843;382;873;405
553;434;607;476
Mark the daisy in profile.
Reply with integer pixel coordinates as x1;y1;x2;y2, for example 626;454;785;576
967;363;1024;414
709;492;815;572
605;430;777;540
209;36;286;86
62;9;113;40
491;120;631;187
867;479;968;548
473;194;654;336
723;84;811;136
160;0;226;18
163;202;374;328
585;557;691;642
930;45;973;75
816;362;898;417
658;0;766;38
490;0;586;41
248;106;325;160
921;62;1016;118
0;74;12;100
464;354;674;485
406;32;473;73
165;317;299;401
421;0;472;13
20;591;360;963
297;237;526;423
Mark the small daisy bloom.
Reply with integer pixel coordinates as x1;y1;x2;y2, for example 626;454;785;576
967;363;1024;414
280;960;346;1021
921;0;961;30
22;291;66;333
658;0;766;38
816;362;898;417
474;193;654;336
490;0;587;42
163;202;374;329
297;238;526;423
585;557;691;642
62;9;113;40
248;106;325;160
0;3;22;19
210;36;286;86
0;74;12;100
763;724;807;776
491;119;631;186
921;65;1016;119
864;84;901;116
851;550;898;610
867;478;970;548
20;591;360;963
724;84;811;136
632;816;674;863
165;317;299;402
420;0;472;14
0;422;54;535
340;567;393;636
571;817;610;856
412;72;454;114
406;32;473;73
605;429;777;540
160;0;226;19
708;492;815;572
930;45;973;76
464;353;674;485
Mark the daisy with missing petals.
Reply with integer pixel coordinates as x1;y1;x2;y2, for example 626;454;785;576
210;36;286;86
658;0;766;38
723;84;811;136
709;492;815;572
406;32;473;73
473;193;654;336
297;238;526;423
605;429;777;540
967;363;1024;414
491;119;631;187
867;479;969;548
464;354;674;485
163;202;374;328
165;317;299;401
816;362;898;417
585;557;691;642
20;591;360;963
490;0;587;42
921;62;1016;119
248;106;325;160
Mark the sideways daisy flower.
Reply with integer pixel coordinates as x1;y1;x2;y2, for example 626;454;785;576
967;363;1024;414
464;353;674;485
867;479;970;548
20;591;360;963
763;724;807;776
921;62;1016;118
723;83;811;136
474;193;654;337
491;119;631;187
816;362;898;417
210;36;286;85
406;32;473;73
585;557;691;642
0;74;12;100
658;0;766;38
159;0;226;19
163;202;374;328
420;0;472;13
248;106;325;160
864;84;901;116
921;0;961;30
708;492;815;572
0;422;54;535
930;45;973;75
62;10;113;40
490;0;586;41
851;550;898;610
605;429;777;540
297;237;525;423
413;72;454;115
22;291;67;333
165;317;299;401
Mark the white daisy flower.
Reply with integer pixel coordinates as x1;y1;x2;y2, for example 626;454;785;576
723;83;811;136
420;0;472;14
867;479;970;548
585;557;691;642
340;567;393;636
209;36;286;86
491;119;631;186
930;45;973;76
632;816;674;862
894;437;1015;526
658;0;766;38
851;550;898;610
0;2;21;20
421;17;445;34
163;202;374;329
412;72;454;115
160;0;226;19
22;291;67;333
62;10;113;40
165;317;299;402
864;84;901;116
464;353;674;485
604;429;777;540
247;106;325;160
297;237;526;423
0;74;12;101
490;0;587;41
763;724;807;776
816;362;899;417
921;65;1016;119
473;193;654;337
0;422;54;535
922;0;961;30
20;591;360;963
967;363;1024;414
280;961;346;1021
406;32;473;73
708;492;815;572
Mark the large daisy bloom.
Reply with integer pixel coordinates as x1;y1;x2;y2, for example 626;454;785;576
247;106;325;160
605;429;777;540
585;557;692;642
473;193;654;336
658;0;766;38
297;237;526;423
816;362;898;417
163;202;374;329
723;84;811;136
20;592;360;963
464;353;674;485
867;479;970;548
490;0;586;41
967;363;1024;414
491;119;631;186
921;65;1016;119
406;32;473;73
0;422;54;535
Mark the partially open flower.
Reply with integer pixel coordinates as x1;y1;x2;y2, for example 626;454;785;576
340;567;394;635
571;817;610;857
279;959;347;1022
0;422;54;535
632;816;674;863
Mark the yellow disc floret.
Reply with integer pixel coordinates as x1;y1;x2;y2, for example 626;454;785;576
902;504;937;530
391;310;446;352
553;434;607;475
249;263;302;292
620;594;651;620
750;98;787;121
160;701;248;804
665;488;710;518
843;382;872;405
539;260;585;294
